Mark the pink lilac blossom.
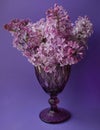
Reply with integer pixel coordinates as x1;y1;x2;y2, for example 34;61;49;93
46;4;72;39
4;4;93;73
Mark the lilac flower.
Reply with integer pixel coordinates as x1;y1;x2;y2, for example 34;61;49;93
46;4;72;39
66;41;85;65
72;16;93;44
4;19;30;34
4;4;93;73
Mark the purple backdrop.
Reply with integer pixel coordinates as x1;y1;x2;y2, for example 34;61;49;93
0;0;100;130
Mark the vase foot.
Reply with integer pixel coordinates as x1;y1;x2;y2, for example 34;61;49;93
39;108;71;124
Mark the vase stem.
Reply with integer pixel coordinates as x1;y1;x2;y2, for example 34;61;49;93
48;95;59;112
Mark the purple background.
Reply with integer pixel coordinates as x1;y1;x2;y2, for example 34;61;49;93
0;0;100;130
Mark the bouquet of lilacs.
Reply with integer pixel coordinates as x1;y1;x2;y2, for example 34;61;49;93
4;4;93;73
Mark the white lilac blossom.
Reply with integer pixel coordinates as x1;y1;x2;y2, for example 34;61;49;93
72;16;93;44
4;4;93;73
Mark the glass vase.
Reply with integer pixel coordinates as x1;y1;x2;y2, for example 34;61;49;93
35;65;71;124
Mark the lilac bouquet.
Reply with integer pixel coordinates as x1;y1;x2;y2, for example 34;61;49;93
4;4;93;73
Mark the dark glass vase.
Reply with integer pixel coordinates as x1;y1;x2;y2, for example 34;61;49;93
35;65;71;124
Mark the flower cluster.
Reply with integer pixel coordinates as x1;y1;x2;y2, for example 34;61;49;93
72;16;93;44
4;4;93;73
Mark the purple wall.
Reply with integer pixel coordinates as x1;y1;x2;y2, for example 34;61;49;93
0;0;100;130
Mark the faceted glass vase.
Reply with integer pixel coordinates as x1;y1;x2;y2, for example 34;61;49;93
35;65;71;124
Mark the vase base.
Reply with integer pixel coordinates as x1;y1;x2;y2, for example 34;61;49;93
39;108;71;124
